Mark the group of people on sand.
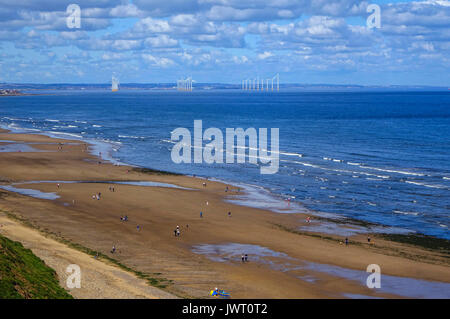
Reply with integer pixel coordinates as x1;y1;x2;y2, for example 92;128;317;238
92;192;101;200
108;186;115;192
241;254;249;262
225;186;240;193
120;215;142;231
174;225;181;237
199;210;232;218
339;235;372;246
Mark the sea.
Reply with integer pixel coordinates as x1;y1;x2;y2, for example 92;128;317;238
1;90;449;239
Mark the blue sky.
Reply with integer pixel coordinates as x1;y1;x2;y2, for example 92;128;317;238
0;0;449;85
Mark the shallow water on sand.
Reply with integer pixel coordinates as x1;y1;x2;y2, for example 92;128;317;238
192;242;450;298
15;180;193;190
0;185;59;200
0;180;193;201
0;143;40;152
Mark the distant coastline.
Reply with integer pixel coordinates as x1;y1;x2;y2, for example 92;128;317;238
0;89;26;96
1;82;449;92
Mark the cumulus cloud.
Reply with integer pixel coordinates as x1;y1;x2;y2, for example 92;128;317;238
0;0;448;83
141;53;175;67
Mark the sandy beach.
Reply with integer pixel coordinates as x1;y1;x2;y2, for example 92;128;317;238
0;128;448;299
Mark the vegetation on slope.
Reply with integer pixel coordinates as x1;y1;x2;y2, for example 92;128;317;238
0;234;72;299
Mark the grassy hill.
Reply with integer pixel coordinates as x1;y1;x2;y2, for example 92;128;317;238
0;234;72;299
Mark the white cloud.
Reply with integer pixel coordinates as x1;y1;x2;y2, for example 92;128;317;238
258;51;274;59
142;54;175;67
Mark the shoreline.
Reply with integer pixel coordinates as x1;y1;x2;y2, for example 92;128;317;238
1;122;439;242
0;125;449;250
0;127;449;298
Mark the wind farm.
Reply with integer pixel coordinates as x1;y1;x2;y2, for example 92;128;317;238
111;75;119;92
242;73;279;92
177;76;193;91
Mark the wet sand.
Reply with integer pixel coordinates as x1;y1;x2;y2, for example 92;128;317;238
0;128;448;298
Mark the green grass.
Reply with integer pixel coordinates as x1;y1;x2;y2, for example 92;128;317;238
0;234;73;299
132;167;181;176
377;233;450;255
273;223;347;243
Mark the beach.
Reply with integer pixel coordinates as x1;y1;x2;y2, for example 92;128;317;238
0;127;448;299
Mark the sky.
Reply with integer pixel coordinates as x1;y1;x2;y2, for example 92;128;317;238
0;0;449;85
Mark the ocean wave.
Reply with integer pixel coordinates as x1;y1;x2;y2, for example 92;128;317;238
100;139;122;146
3;117;33;122
404;180;448;190
5;123;41;132
323;157;343;162
281;160;390;179
118;135;145;139
161;139;176;144
358;165;426;177
393;210;419;216
280;151;303;157
48;131;83;139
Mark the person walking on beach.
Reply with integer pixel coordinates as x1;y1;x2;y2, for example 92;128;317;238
228;211;231;217
367;236;371;243
244;254;248;262
241;254;245;263
200;211;203;218
137;225;141;232
111;245;116;254
345;237;349;246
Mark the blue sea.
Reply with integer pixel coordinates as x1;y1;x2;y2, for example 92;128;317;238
1;90;449;239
